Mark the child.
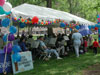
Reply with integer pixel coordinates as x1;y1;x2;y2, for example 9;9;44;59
93;39;99;54
84;38;88;53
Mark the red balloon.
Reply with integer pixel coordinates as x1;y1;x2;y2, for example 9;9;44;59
95;27;98;30
32;16;39;24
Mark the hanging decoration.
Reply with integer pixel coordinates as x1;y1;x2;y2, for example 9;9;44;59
97;15;100;43
0;0;5;6
3;2;12;12
1;18;10;27
32;16;39;24
9;26;17;34
4;42;12;54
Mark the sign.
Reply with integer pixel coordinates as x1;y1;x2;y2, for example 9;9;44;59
0;50;12;73
11;51;33;74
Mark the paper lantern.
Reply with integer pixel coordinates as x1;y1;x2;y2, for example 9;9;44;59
98;18;100;21
3;2;12;12
9;26;17;34
0;6;5;15
60;22;66;28
8;33;15;41
32;16;39;24
75;25;80;30
41;21;44;25
21;18;25;23
12;53;21;62
4;42;12;54
1;18;10;27
19;23;26;28
14;17;17;21
95;27;98;30
0;0;5;6
12;45;21;53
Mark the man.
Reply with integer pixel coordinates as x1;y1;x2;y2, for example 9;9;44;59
72;30;82;57
38;36;62;59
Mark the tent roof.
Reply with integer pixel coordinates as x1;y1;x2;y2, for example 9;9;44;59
10;3;95;25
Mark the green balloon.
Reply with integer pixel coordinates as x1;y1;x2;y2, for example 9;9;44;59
0;6;5;15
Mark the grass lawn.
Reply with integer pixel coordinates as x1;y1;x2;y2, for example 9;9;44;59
8;50;100;75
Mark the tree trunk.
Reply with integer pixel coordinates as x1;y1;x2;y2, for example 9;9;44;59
47;27;53;36
46;0;53;36
68;0;72;14
47;0;52;8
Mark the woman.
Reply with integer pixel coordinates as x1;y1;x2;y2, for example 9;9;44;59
72;30;82;57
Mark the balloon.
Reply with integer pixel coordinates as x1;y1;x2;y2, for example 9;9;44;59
98;18;100;21
32;16;39;24
0;0;5;6
1;18;10;27
12;53;21;62
3;2;12;12
75;25;80;30
3;34;8;42
0;6;5;15
97;15;100;18
12;45;21;53
8;33;15;41
9;26;17;34
19;23;26;28
60;22;66;28
4;42;12;53
95;24;100;28
5;11;11;15
95;27;98;30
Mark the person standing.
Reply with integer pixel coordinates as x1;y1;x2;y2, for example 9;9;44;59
93;39;100;54
72;30;82;57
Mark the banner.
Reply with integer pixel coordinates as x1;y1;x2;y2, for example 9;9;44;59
11;51;33;74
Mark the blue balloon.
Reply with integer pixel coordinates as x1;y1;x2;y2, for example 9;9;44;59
9;26;17;34
97;15;100;18
0;6;5;15
70;28;72;31
1;18;10;27
88;26;92;29
5;11;11;15
12;53;21;62
3;34;8;42
60;22;66;28
95;24;100;28
19;23;26;28
75;25;80;30
12;45;21;53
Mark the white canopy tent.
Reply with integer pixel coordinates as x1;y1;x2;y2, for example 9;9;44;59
11;3;95;25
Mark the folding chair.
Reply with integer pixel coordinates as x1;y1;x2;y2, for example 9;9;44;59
31;40;40;59
48;38;57;48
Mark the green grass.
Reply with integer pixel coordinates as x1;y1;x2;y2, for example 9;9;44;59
8;50;100;75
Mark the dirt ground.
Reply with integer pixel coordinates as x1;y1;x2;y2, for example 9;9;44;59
82;63;100;75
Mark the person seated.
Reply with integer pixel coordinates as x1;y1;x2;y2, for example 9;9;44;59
38;36;62;59
56;34;66;56
19;37;28;52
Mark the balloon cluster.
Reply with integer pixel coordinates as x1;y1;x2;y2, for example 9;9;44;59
12;45;21;62
3;26;17;53
0;0;12;15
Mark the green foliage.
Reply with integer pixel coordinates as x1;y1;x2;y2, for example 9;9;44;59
9;0;100;22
